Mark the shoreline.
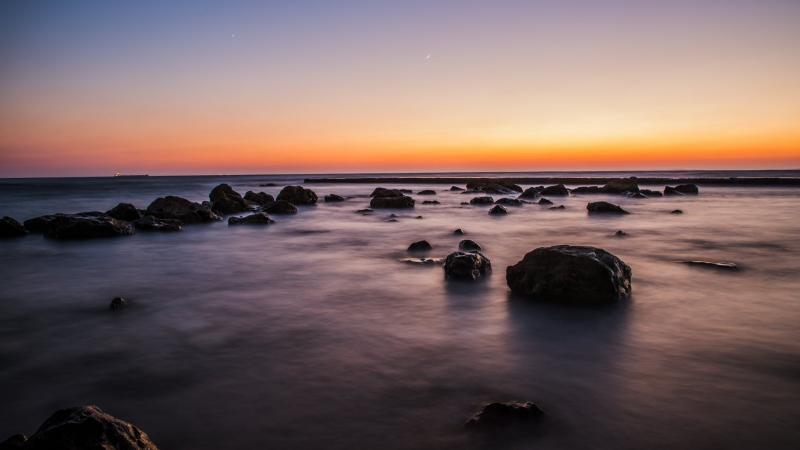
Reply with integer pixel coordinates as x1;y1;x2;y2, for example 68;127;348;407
304;176;800;186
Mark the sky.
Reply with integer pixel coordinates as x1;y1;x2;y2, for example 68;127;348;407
1;0;799;177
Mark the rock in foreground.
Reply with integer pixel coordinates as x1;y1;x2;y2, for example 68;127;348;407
277;186;318;205
458;239;482;252
444;251;491;280
407;240;432;252
263;200;298;215
370;194;415;209
105;203;142;222
0;216;27;238
506;245;632;304
465;401;545;430
0;405;159;450
146;196;220;223
209;183;250;214
44;215;135;240
244;191;274;205
587;201;629;214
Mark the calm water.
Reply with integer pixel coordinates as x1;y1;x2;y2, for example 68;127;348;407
1;171;799;449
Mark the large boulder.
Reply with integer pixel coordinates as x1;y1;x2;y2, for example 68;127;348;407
243;191;274;205
371;187;406;198
105;203;142;221
465;401;544;430
518;186;543;199
370;195;415;208
0;405;159;450
601;178;639;194
443;251;491;280
540;184;569;196
506;245;632;304
209;184;249;214
0;216;27;238
587;201;629;214
133;215;182;232
146;196;220;223
277;186;318;205
43;215;135;240
263;200;298;214
228;212;275;225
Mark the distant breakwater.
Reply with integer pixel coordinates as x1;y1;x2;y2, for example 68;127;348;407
305;176;800;186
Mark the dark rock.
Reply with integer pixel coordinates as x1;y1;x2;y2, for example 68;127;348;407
465;401;544;430
495;198;523;207
43;215;135;240
628;192;647;198
258;182;278;187
458;239;482;252
466;180;522;195
518;186;543;199
587;201;629;214
570;186;602;194
460;202;469;205
417;190;436;195
683;260;738;270
324;194;345;202
537;198;553;205
209;184;249;214
422;200;440;205
415;215;423;219
370;195;415;208
398;189;413;194
109;297;127;311
402;257;443;265
601;178;639;194
244;191;274;205
449;186;465;191
549;205;565;210
263;200;298;215
371;187;405;198
488;205;508;215
0;216;27;238
443;251;491;280
408;240;432;252
3;405;159;450
506;245;632;304
277;185;318;205
639;189;663;197
133;216;182;232
24;212;104;233
355;208;374;214
146;196;220;223
105;203;142;221
469;196;494;205
453;228;465;235
540;184;569;196
669;184;699;195
0;434;27;449
614;230;627;237
228;212;275;225
671;209;683;214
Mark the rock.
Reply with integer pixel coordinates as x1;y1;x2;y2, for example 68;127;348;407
43;215;135;240
540;184;569;196
133;216;182;232
2;405;159;450
663;186;683;196
683;260;738;270
105;203;142;221
639;189;662;197
587;201;629;214
24;212;103;233
458;239;482;252
109;297;127;311
415;215;423;219
453;228;465;235
601;178;639;194
469;196;494;205
466;180;522;194
228;212;275;225
465;401;544;430
549;205;566;210
408;240;432;252
146;196;220;223
371;187;405;198
355;208;374;214
495;198;523;207
449;186;465;191
417;190;436;195
277;185;318;205
506;245;632;304
537;198;553;205
443;251;491;280
324;194;345;202
488;205;507;215
460;202;469;205
263;200;298;215
370;195;415;208
628;192;647;198
402;257;443;265
0;216;27;238
518;186;543;199
244;191;274;205
398;189;413;194
671;209;683;214
258;182;278;187
614;230;627;237
422;200;440;205
669;184;699;195
570;186;602;194
0;434;27;449
209;184;249;214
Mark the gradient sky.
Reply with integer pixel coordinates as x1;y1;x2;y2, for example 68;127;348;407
1;0;799;176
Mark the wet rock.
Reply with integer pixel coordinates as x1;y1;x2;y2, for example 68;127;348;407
587;201;629;214
355;208;374;214
506;245;632;304
417;190;436;195
449;186;465;191
628;192;647;198
443;251;491;280
666;184;699;195
109;297;127;311
408;240;432;252
671;209;683;214
24;212;103;233
371;187;405;198
244;191;274;205
402;257;443;265
0;216;27;238
228;212;275;225
263;200;298;215
614;230;628;237
469;196;494;205
639;189;663;197
570;186;602;194
209;183;249;214
518;186;544;199
422;200;440;205
324;194;345;202
549;205;566;210
540;184;569;196
105;203;142;221
277;185;318;205
466;180;522;195
133;216;182;232
458;239;482;252
495;198;523;207
537;198;553;205
43;215;135;240
146;196;220;223
453;228;465;235
370;195;415;208
488;205;508;215
601;178;639;194
683;260;738;271
1;405;159;450
465;401;544;430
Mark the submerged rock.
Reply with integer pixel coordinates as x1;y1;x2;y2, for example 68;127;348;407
43;215;135;240
355;208;374;214
146;196;220;223
105;203;142;221
671;209;684;214
488;205;508;215
277;185;318;205
209;183;250;214
667;184;699;195
133;215;182;232
570;186;602;194
537;198;553;205
1;405;159;450
258;182;278;187
639;189;663;197
408;240;432;252
449;186;465;191
495;198;523;207
614;230;628;237
324;194;345;202
443;251;491;280
458;239;482;252
402;257;443;265
549;205;566;210
540;184;569;196
109;297;127;311
417;190;436;195
683;260;738;271
506;245;632;304
228;212;275;225
422;200;440;205
263;200;298;215
370;195;415;208
244;191;274;205
587;201;629;214
0;216;27;238
453;228;465;235
469;196;494;205
465;401;545;430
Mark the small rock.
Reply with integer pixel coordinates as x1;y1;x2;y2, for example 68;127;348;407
458;239;482;252
570;186;602;194
370;195;415;208
449;186;465;191
408;240;432;252
417;190;437;195
683;260;738;270
537;198;553;205
614;230;627;237
324;194;345;202
460;202;469;205
263;200;298;215
355;208;374;214
146;196;220;223
0;216;27;238
549;205;565;210
518;186;543;199
639;189;662;197
540;184;569;196
587;201;629;214
277;185;318;205
495;198;523;207
601;178;639;194
671;209;683;214
469;196;494;205
259;182;278;187
402;257;443;265
465;401;544;430
669;184;699;195
422;200;440;205
109;297;127;311
488;205;507;215
228;212;275;225
453;228;465;235
444;251;491;280
209;184;250;214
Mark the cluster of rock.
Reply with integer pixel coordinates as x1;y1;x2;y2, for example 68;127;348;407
369;187;415;208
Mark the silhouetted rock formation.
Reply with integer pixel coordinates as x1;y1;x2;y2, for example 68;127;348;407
469;196;494;205
109;297;127;311
407;240;432;252
324;194;345;202
570;186;602;194
601;178;639;194
244;191;274;205
488;205;508;215
105;203;142;221
228;212;275;225
146;196;220;223
465;401;545;430
0;216;27;238
41;215;135;239
369;188;415;208
466;180;522;195
540;184;569;196
518;186;543;199
417;190;436;195
277;186;318;205
458;239;482;252
263;200;298;214
133;216;182;232
443;251;491;280
495;198;523;207
587;201;629;214
209;184;249;214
